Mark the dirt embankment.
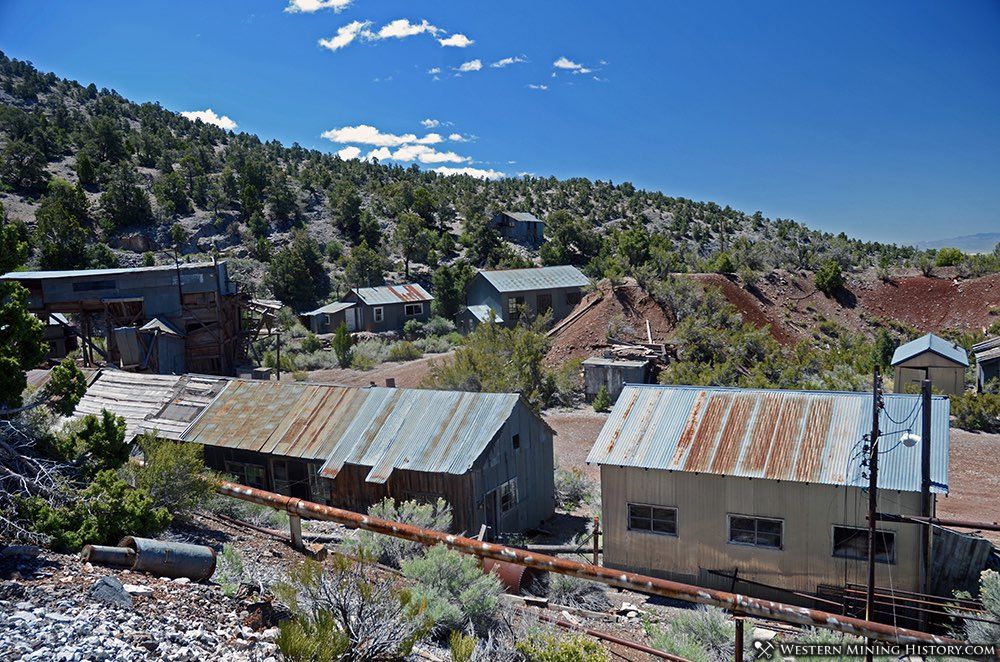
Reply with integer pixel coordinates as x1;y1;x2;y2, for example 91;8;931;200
690;270;1000;344
545;279;674;367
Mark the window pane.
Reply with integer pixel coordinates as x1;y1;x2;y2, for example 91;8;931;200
730;517;755;532
629;516;650;531
652;507;675;523
834;527;868;560
652;519;676;535
758;520;782;537
757;532;781;548
629;505;652;520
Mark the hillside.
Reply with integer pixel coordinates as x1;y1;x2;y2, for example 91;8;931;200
2;51;999;348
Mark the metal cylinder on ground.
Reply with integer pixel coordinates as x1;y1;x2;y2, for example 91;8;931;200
119;536;217;581
80;544;136;569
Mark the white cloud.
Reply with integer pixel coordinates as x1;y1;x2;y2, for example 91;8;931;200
553;56;584;70
391;144;469;164
432;166;504;180
448;133;472;142
336;146;361;160
427;67;441;75
527;84;548;90
374;18;437;39
571;67;593;75
318;20;370;51
284;0;351;13
365;147;393;161
421;118;440;128
490;55;527;68
322;124;445;147
437;33;473;48
455;59;482;72
180;109;238;130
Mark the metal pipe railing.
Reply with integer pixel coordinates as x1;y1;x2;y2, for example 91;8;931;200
213;479;962;646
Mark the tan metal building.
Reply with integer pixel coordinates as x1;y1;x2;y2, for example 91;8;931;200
890;333;968;395
587;385;950;605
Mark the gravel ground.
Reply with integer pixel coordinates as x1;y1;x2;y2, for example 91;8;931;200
936;428;1000;545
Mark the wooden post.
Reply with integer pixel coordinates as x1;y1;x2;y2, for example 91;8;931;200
592;516;600;566
289;514;303;551
734;613;744;662
864;367;881;662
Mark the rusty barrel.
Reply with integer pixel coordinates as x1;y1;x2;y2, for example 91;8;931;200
119;537;217;581
81;544;137;568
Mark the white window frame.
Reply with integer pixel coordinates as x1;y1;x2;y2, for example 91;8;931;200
627;502;678;537
499;478;518;513
507;296;523;316
373;306;384;323
832;525;896;564
404;302;423;317
727;514;783;550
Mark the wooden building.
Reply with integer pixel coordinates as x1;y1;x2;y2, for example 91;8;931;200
972;337;1000;393
488;211;546;246
315;284;433;334
890;333;969;395
1;262;241;376
463;265;588;331
73;371;555;537
587;384;951;605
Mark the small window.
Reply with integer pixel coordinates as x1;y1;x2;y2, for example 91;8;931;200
833;526;896;564
404;302;423;317
536;293;552;313
507;296;524;316
72;279;116;292
728;515;783;549
627;503;677;536
566;291;583;306
512;434;520;450
225;461;266;489
499;478;518;513
373;306;384;323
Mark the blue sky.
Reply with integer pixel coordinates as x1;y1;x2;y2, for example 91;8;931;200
1;0;998;243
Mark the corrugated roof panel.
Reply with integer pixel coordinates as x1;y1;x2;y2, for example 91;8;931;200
352;283;433;306
2;262;219;281
302;301;355;316
503;211;544;224
891;333;969;367
587;384;950;493
479;265;589;293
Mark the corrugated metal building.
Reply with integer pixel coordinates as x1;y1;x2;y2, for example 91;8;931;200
489;211;546;245
73;371;555;536
587;384;950;603
581;357;652;403
1;262;241;375
972;337;1000;393
463;265;589;331
328;284;433;333
300;302;356;334
890;333;969;395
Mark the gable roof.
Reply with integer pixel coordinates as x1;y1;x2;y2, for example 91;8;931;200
587;384;950;494
891;333;969;367
500;211;544;224
478;265;588;293
351;283;433;306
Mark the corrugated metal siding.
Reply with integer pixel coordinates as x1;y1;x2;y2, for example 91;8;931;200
478;265;589;293
587;385;950;493
1;262;219;281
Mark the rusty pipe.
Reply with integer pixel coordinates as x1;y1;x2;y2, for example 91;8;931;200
81;544;136;568
214;479;961;646
534;611;691;662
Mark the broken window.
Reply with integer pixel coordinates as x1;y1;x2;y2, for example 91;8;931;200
373;306;384;323
566;291;582;306
627;503;677;536
833;526;896;564
499;478;518;513
728;515;783;549
404;302;423;317
225;461;266;489
507;296;524;316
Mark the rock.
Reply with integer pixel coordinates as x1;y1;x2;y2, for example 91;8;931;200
11;609;39;624
122;583;153;596
88;576;133;609
172;577;191;585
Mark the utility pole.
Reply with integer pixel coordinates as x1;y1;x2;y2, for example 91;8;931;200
919;378;933;627
864;366;882;662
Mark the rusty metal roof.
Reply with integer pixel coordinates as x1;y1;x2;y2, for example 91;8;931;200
587;384;950;494
351;283;433;306
180;380;528;483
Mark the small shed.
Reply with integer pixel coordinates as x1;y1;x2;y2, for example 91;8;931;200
891;333;969;395
301;301;356;334
582;357;651;403
489;211;545;245
972;337;1000;393
341;284;433;334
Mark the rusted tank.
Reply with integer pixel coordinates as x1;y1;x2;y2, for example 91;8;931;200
120;537;217;581
81;544;136;569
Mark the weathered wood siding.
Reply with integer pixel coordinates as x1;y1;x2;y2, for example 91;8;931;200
600;466;924;600
894;353;966;395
